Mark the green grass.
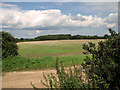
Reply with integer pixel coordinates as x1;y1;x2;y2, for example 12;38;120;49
18;43;83;57
18;40;104;58
2;55;89;72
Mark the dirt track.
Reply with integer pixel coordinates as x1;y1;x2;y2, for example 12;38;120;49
17;39;105;45
2;69;56;88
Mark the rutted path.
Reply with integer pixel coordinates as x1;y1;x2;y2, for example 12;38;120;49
2;69;56;88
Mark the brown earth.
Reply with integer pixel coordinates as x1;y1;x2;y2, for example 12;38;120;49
2;69;56;88
17;39;105;45
2;66;84;88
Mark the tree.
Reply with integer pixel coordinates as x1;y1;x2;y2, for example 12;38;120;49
20;38;24;41
2;31;18;58
15;38;20;42
82;29;120;89
104;34;109;39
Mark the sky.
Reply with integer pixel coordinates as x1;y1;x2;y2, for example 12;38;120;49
1;2;118;38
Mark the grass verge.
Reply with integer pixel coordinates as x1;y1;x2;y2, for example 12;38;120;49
2;55;89;72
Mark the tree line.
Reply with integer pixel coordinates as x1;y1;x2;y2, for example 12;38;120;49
18;34;109;42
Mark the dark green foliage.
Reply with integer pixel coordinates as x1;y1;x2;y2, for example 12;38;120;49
35;34;72;41
35;34;105;41
1;31;18;58
82;29;120;89
15;38;20;42
71;35;104;39
18;34;106;42
20;38;24;41
18;38;39;42
103;34;109;39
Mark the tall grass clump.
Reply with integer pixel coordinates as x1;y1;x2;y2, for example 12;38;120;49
40;59;89;89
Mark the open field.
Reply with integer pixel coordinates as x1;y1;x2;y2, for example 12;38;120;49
18;39;105;58
3;39;105;72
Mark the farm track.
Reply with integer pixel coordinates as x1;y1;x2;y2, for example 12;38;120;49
2;65;83;88
2;69;56;88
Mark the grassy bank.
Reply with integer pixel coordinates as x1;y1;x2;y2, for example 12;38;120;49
2;55;89;72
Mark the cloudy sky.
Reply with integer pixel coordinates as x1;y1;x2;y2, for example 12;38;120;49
1;2;118;38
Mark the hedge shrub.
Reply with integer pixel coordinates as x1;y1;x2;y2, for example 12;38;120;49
2;32;18;58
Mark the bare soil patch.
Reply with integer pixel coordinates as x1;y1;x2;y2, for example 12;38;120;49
17;39;105;45
2;70;56;88
2;65;84;88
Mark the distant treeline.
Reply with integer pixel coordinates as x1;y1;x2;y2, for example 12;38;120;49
17;34;109;42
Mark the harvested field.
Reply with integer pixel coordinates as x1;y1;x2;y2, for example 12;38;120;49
18;39;105;58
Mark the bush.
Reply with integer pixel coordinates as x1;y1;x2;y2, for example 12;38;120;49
2;31;18;58
82;29;120;89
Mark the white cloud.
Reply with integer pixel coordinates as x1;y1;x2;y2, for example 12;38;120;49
0;3;17;7
104;13;118;28
36;30;42;34
104;13;118;24
1;8;117;31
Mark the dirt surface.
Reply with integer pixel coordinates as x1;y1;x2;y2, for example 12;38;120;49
2;65;84;88
2;69;56;88
17;39;105;45
2;66;83;88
